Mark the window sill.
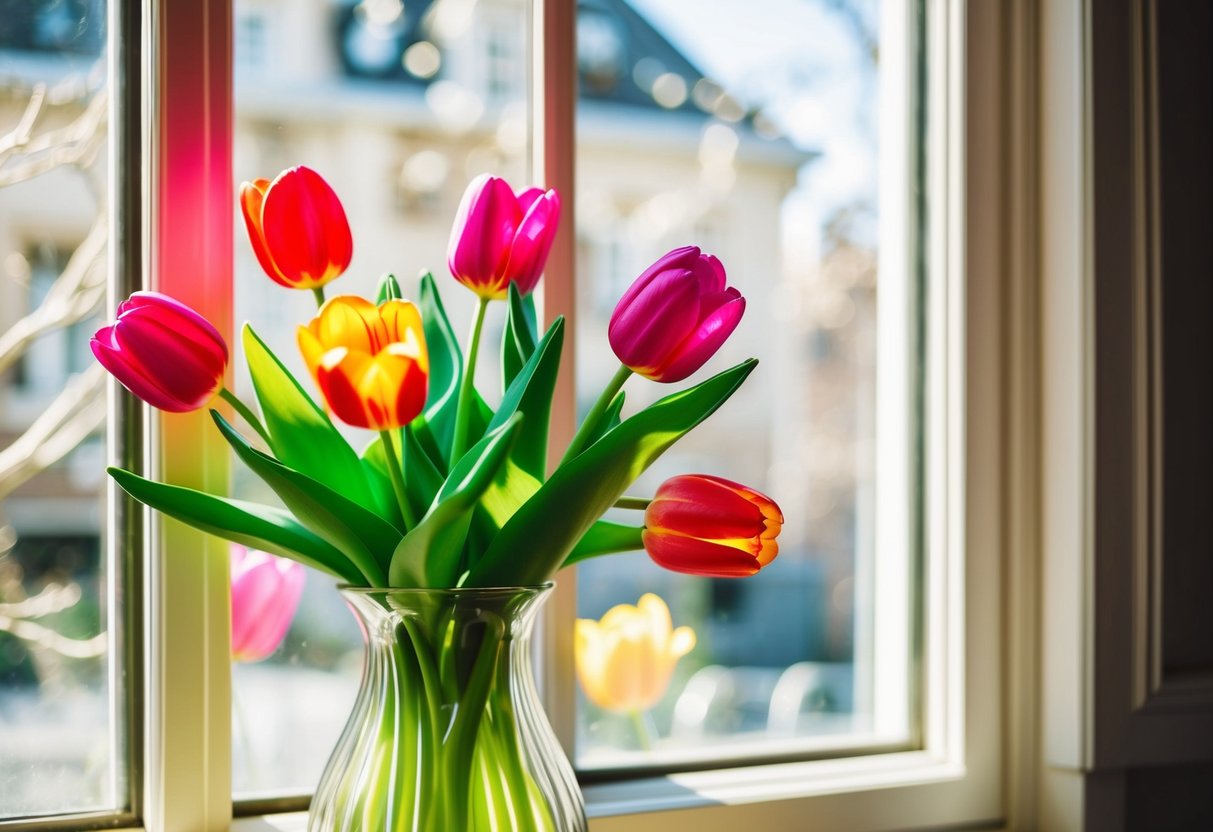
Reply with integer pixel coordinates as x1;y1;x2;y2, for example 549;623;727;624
228;749;993;832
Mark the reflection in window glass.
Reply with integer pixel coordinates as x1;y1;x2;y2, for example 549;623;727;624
231;0;531;799
574;0;913;769
0;0;122;818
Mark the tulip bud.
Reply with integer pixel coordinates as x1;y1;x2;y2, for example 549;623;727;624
575;593;696;713
91;291;228;413
643;474;783;577
240;165;353;290
297;295;429;431
231;546;306;663
608;246;745;383
447;174;561;299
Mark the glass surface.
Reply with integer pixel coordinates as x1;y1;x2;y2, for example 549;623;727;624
0;0;124;817
230;0;532;800
573;0;916;769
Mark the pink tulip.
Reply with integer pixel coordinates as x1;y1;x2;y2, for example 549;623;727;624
608;246;745;383
240;165;353;290
91;291;228;412
230;546;306;663
447;174;561;299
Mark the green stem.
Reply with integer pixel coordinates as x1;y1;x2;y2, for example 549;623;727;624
401;619;441;830
630;709;654;752
218;387;271;447
443;616;504;831
451;296;490;464
312;285;326;307
560;363;633;466
379;429;417;530
613;495;651;511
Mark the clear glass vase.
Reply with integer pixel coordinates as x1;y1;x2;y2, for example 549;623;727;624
308;584;586;832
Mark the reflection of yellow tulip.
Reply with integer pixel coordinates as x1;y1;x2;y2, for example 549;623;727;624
297;295;428;431
574;593;696;714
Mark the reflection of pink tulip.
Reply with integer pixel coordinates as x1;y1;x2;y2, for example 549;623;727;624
231;546;306;663
608;246;745;383
91;291;228;412
447;174;561;299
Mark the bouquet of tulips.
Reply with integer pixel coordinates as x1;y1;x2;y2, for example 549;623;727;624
92;166;782;589
91;166;782;830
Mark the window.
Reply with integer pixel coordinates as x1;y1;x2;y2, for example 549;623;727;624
571;0;909;773
0;0;129;822
1;0;1021;829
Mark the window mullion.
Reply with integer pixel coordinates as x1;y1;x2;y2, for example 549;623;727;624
143;1;234;829
533;0;580;758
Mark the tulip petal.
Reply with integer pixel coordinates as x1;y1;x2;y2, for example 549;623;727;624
650;293;746;383
608;269;701;372
611;245;699;316
502;189;560;295
261;166;353;289
91;336;195;412
240;179;291;286
448;175;522;297
642;529;764;577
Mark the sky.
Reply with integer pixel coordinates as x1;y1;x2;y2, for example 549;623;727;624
627;0;882;241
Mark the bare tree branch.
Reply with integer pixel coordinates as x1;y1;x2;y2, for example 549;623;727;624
0;364;106;501
0;217;107;375
0;87;106;186
0;612;107;659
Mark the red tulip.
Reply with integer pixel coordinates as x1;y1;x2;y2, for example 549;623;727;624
643;474;783;577
240;165;353;290
447;174;561;299
608;246;745;383
91;291;228;413
231;546;306;663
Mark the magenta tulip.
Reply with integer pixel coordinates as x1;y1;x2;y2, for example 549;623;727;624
230;546;306;663
447;174;561;299
91;291;228;412
608;246;745;383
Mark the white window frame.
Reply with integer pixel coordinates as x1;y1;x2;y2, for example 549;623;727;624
10;0;1035;829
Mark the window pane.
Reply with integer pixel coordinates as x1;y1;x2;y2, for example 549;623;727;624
573;0;917;770
0;0;125;817
230;0;531;800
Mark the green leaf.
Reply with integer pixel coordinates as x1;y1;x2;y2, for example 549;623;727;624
362;427;446;528
212;410;398;586
418;273;493;466
501;283;538;390
486;316;563;481
388;414;523;587
108;467;365;584
587;389;626;446
241;325;381;516
561;520;645;568
376;272;402;303
359;438;404;531
467;359;758;587
418;272;463;461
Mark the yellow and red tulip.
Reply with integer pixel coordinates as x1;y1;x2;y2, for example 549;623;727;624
574;593;695;713
608;246;745;383
240;165;353;290
230;545;306;663
297;295;429;431
90;291;228;413
643;474;783;577
447;174;561;299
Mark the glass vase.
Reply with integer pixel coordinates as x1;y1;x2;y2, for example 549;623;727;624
308;584;586;832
